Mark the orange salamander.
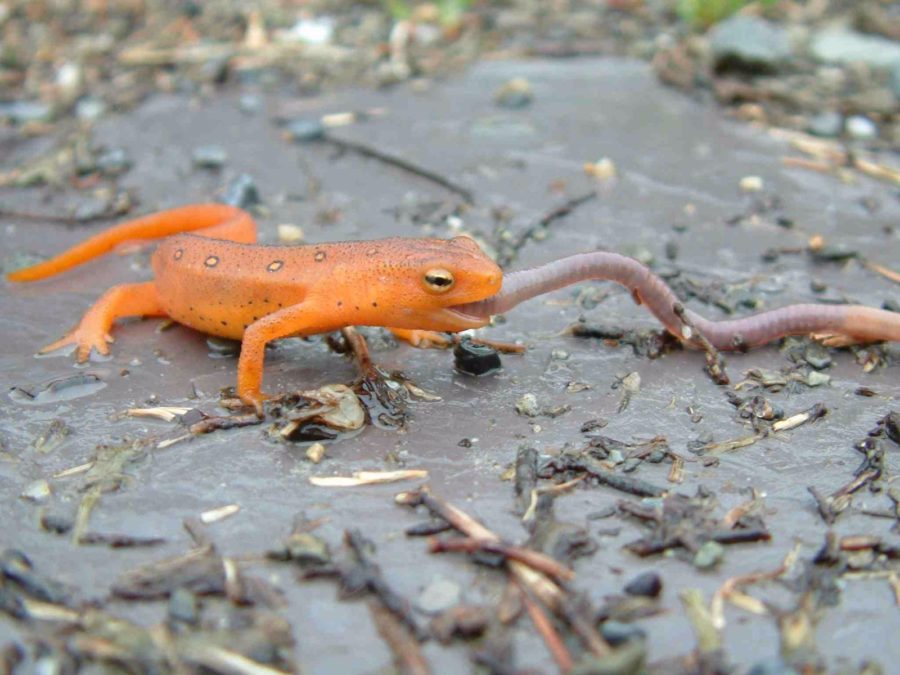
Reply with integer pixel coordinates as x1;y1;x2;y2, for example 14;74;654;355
7;204;501;414
8;203;900;415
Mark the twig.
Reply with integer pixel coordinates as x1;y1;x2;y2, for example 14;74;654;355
427;536;575;583
517;583;574;673
324;136;474;204
673;303;729;385
368;602;431;675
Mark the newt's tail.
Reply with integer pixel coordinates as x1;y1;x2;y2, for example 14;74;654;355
7;204;257;282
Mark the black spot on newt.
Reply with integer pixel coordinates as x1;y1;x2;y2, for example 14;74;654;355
267;260;283;272
205;255;219;268
314;250;326;262
174;248;183;260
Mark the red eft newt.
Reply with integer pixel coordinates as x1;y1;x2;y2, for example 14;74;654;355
7;204;501;414
8;204;900;415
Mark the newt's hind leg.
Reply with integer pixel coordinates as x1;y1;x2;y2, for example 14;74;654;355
40;281;166;362
388;328;525;353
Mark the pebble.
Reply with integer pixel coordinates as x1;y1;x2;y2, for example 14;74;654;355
514;393;540;417
239;94;262;115
621;457;642;473
168;588;199;625
550;348;569;361
739;175;764;192
20;479;51;502
623;571;662;598
0;100;52;124
747;659;800;675
647;449;666;463
806;111;842;138
845;115;878;140
285;118;326;142
891;62;900;99
693;541;725;569
95;148;132;176
709;16;792;72
305;442;326;464
277;223;304;243
75;96;106;122
805;371;831;388
495;77;533;109
454;339;501;376
810;29;900;69
600;620;646;647
192;144;228;169
803;344;832;370
219;173;261;209
417;577;461;614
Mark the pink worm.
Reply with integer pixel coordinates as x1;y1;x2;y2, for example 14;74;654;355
454;252;900;350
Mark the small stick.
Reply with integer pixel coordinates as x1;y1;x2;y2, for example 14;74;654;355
324;136;474;204
427;536;575;583
368;601;431;675
518;583;574;673
673;303;729;385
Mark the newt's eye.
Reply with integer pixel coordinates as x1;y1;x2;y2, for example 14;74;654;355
423;268;455;293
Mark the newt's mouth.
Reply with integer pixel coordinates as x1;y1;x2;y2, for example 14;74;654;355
441;304;492;329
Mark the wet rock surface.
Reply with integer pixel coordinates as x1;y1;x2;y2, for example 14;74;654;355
2;55;900;673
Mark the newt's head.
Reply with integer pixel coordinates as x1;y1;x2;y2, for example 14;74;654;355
387;236;502;332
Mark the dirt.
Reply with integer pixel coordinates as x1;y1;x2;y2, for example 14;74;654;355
1;42;899;675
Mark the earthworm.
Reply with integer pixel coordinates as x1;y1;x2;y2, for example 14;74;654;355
454;252;900;349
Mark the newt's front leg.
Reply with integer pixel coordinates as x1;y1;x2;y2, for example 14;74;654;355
39;281;166;361
237;300;338;416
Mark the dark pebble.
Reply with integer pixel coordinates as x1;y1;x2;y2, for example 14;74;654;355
580;418;608;433
621;457;642;473
454;339;501;376
219;173;261;209
96;148;132;177
600;620;646;647
810;278;827;293
285;118;326;142
803;344;832;370
168;587;199;626
647;449;666;463
624;571;662;598
192;144;228;169
747;659;799;675
40;513;74;534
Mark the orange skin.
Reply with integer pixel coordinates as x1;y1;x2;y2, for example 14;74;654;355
7;204;502;415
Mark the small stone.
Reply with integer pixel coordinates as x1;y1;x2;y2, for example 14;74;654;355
803;344;832;370
0;100;53;124
551;348;569;361
600;620;647;647
168;588;199;625
805;371;831;387
809;278;827;294
239;94;262;115
693;541;725;569
306;442;326;464
622;457;642;473
584;157;617;181
192;145;228;169
285;118;326;142
740;175;764;192
806;111;842;138
20;479;51;502
454;339;501;376
608;449;625;466
647;449;666;463
417;577;461;614
277;223;304;243
624;571;662;598
95;148;132;177
810;29;900;69
495;77;533;109
75;97;106;121
219;173;261;209
709;16;793;73
515;393;539;417
845;115;878;140
747;658;800;675
207;336;240;356
40;513;73;534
